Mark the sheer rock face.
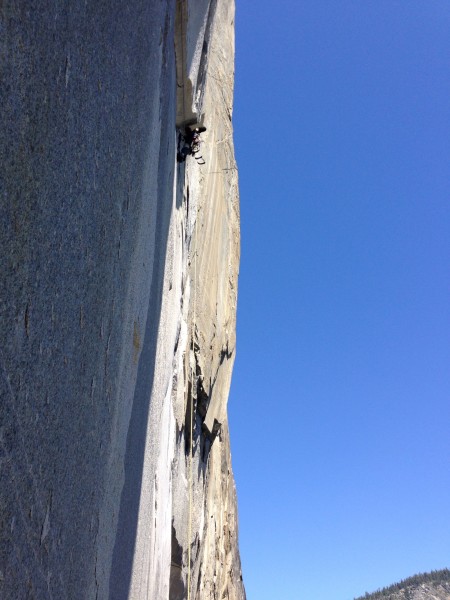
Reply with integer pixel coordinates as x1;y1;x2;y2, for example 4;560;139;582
0;1;244;599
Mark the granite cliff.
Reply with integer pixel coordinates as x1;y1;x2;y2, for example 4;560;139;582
0;1;245;599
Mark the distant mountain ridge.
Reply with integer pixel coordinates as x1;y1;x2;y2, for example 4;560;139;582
354;569;450;600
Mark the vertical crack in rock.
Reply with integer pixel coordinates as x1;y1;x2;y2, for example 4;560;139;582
169;522;185;600
171;1;246;599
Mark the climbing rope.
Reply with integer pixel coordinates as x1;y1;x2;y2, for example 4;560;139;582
179;0;187;123
187;166;198;600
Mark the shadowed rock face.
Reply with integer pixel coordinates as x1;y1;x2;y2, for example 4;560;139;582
1;0;244;599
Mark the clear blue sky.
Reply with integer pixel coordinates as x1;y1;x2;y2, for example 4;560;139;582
229;2;450;599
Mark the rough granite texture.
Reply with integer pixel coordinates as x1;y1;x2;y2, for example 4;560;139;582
0;1;245;599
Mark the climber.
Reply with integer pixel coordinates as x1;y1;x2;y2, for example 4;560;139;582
177;126;207;164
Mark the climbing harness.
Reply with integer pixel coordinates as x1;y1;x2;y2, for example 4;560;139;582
177;127;206;165
190;133;205;165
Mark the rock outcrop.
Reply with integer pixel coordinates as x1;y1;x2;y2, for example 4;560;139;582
355;570;450;600
0;1;244;599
